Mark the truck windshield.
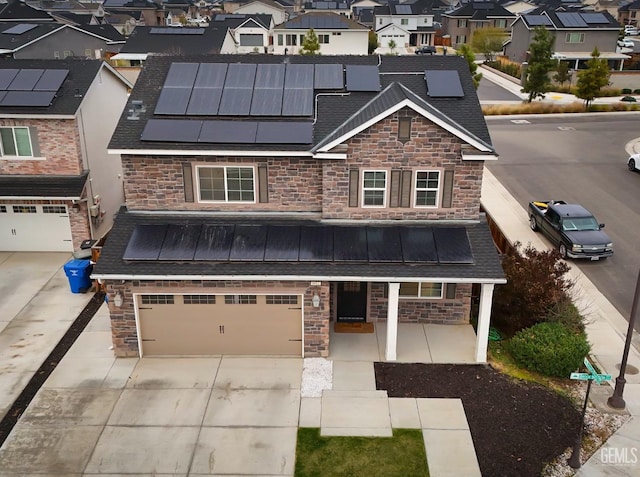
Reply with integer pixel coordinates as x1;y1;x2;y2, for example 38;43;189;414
562;217;600;231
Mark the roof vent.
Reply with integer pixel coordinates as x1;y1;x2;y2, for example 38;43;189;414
126;100;146;120
74;88;83;97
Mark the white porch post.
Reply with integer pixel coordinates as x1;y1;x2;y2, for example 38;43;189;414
475;283;495;363
385;282;400;361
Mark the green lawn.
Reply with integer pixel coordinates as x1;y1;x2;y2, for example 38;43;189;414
294;428;429;477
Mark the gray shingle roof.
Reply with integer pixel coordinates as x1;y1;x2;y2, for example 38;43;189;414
108;53;492;152
93;209;505;281
0;0;54;21
0;171;88;198
0;23;62;51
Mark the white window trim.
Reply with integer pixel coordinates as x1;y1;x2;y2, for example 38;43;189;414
565;32;585;43
414;169;441;208
399;282;444;299
196;165;257;204
0;126;35;159
361;169;387;208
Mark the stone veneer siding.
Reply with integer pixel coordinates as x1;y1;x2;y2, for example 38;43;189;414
122;156;323;212
0;119;83;175
105;280;330;357
322;110;483;220
0;199;91;251
368;282;472;324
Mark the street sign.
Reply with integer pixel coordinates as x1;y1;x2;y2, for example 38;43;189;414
570;358;611;384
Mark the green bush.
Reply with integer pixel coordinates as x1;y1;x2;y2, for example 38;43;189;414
509;322;590;378
622;88;632;94
634;89;640;94
545;301;585;333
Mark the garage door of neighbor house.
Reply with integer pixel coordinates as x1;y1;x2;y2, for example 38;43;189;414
0;204;73;252
137;293;303;356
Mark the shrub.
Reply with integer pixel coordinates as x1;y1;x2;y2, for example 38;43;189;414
545;301;585;333
622;88;632;94
509;322;590;378
491;242;574;336
634;89;640;94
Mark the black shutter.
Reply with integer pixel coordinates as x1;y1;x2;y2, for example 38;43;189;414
389;170;401;208
258;164;269;203
445;283;456;299
182;163;194;203
400;170;412;208
348;169;359;207
442;170;454;208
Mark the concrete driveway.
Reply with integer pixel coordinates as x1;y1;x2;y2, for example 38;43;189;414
0;300;303;476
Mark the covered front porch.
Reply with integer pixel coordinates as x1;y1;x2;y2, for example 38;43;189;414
329;322;480;363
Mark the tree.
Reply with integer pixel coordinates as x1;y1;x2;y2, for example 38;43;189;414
388;39;397;54
368;31;379;54
521;26;556;103
457;44;482;89
575;47;611;110
300;28;320;55
553;61;571;87
471;27;507;62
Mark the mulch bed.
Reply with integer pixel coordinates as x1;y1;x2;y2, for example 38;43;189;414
375;363;582;477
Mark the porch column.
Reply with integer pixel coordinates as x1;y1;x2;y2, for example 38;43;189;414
475;283;495;363
385;282;400;361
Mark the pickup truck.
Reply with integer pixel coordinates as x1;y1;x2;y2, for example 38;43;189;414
528;200;613;260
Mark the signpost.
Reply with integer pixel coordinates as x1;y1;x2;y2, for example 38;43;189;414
567;358;611;469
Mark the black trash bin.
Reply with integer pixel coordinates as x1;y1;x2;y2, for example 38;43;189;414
63;259;93;293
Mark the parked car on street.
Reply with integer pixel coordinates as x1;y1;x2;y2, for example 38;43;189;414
625;26;638;36
628;153;640;171
618;38;635;48
415;45;436;55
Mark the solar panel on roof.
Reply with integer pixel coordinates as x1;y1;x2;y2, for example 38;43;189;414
580;12;609;24
149;27;205;34
2;23;38;35
0;69;18;90
367;227;403;262
400;228;437;262
0;91;56;107
281;88;313;116
219;87;254;115
255;121;313;144
229;225;267;260
123;224;168;261
395;4;412;14
299;226;333;261
198;120;258;143
523;14;552;26
8;69;43;91
472;2;493;9
254;63;285;88
155;87;193;115
186;87;223;115
334;227;368;261
33;69;68;92
250;89;283;116
314;63;343;89
264;226;300;260
345;65;380;92
193;63;228;88
158;224;201;260
285;64;314;89
425;70;464;98
556;12;587;27
140;119;202;142
194;225;235;260
225;63;257;88
433;228;473;263
163;62;199;88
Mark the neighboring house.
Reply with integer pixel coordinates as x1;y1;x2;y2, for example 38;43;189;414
374;0;446;48
0;59;132;252
93;54;505;363
273;11;369;54
0;0;54;22
376;22;411;48
303;1;352;19
441;1;516;48
232;0;289;25
0;22;125;59
101;11;138;36
501;0;539;15
102;0;166;26
618;0;640;28
219;13;274;53
504;10;626;69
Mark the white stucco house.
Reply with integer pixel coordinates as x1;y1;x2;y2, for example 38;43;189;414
233;0;289;25
376;22;410;48
220;14;274;53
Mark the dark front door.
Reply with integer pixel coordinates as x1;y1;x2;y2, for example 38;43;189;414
337;282;367;323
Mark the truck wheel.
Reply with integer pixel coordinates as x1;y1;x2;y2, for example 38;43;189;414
559;243;567;259
629;158;636;171
529;216;537;231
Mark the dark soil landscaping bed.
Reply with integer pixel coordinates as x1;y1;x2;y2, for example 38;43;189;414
375;363;582;477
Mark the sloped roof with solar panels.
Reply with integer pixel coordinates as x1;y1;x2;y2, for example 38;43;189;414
276;11;368;29
0;59;112;116
108;54;493;153
520;9;619;29
443;0;514;18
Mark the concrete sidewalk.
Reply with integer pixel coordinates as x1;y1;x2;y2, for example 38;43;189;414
481;167;640;475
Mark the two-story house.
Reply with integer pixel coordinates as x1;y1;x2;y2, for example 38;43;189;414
441;0;516;48
0;59;132;252
504;10;625;69
93;54;505;363
273;12;369;54
618;0;640;28
374;0;448;49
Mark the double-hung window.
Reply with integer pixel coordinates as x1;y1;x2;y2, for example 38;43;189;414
319;34;329;44
197;166;255;203
362;170;387;207
399;282;443;299
0;127;33;157
565;32;584;43
414;170;440;207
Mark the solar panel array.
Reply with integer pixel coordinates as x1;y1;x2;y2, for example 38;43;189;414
123;223;474;264
311;1;349;9
395;4;412;14
0;69;68;107
556;12;587;27
523;14;552;26
214;14;246;21
290;15;349;29
149;27;205;35
141;118;314;144
155;62;348;117
2;23;38;35
425;70;464;98
345;65;381;92
580;12;609;24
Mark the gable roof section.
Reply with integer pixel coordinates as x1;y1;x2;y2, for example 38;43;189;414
0;0;54;21
117;24;226;54
0;171;88;199
520;9;619;29
0;22;62;52
375;22;411;33
313;82;494;153
69;23;126;42
276;11;368;29
0;59;127;116
443;1;514;18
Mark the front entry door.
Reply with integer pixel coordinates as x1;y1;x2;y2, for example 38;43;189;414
337;282;367;323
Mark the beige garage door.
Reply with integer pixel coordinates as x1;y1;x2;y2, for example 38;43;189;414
137;293;303;356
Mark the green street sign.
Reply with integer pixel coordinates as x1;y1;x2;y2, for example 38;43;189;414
569;358;611;384
570;373;593;380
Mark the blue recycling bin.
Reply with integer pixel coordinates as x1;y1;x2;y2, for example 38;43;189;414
63;259;93;293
